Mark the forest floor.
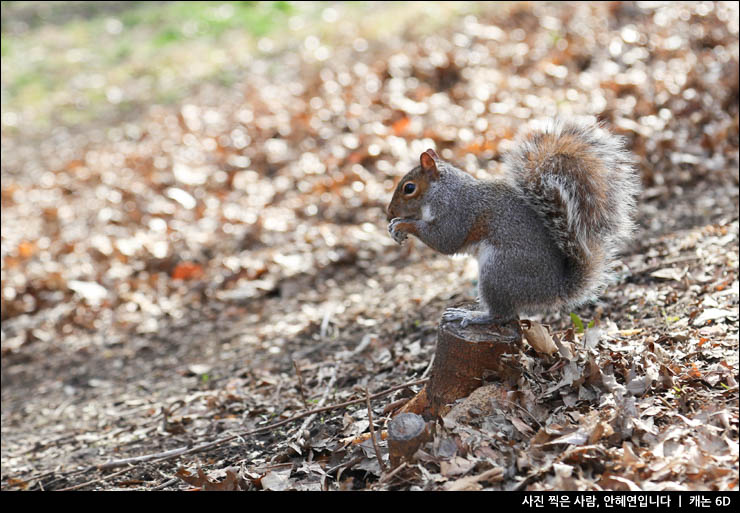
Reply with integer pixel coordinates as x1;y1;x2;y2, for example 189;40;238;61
1;2;738;491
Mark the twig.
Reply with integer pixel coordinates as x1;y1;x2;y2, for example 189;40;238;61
293;360;309;410
21;433;77;455
326;455;365;478
290;365;338;442
150;477;179;491
382;397;410;416
365;386;388;473
421;353;435;380
378;461;408;484
499;398;543;429
44;378;428;490
57;465;136;491
98;446;193;471
320;305;334;339
632;255;699;276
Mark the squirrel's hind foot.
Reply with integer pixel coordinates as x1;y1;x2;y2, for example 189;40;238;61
442;308;510;328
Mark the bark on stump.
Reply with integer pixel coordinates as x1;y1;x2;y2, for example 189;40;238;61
399;308;521;418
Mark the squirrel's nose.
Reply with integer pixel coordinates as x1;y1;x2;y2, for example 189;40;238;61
386;207;395;222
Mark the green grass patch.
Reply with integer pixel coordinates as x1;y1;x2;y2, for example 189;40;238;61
1;1;492;134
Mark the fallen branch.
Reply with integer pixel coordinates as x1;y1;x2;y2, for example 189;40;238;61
44;377;428;490
57;465;138;492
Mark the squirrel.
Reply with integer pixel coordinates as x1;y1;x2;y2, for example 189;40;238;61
386;118;640;327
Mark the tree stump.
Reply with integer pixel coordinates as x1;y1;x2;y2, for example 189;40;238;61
387;412;431;467
399;307;522;418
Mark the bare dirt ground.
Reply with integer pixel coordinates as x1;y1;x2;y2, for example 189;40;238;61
1;2;738;491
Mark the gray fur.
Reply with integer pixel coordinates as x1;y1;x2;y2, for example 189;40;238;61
388;119;640;322
504;119;640;310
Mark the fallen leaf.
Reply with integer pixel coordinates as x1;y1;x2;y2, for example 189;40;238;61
391;116;410;135
68;280;108;306
172;261;205;280
175;468;243;491
443;467;503;491
545;428;589;446
650;267;685;281
522;320;557;355
693;308;734;326
188;363;212;375
440;456;475;477
260;469;293;491
599;473;642;491
18;241;37;259
510;416;535;437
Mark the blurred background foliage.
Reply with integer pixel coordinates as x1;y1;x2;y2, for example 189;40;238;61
1;2;738;491
1;1;737;327
1;1;485;132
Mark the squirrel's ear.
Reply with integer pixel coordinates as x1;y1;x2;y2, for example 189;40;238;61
420;149;440;177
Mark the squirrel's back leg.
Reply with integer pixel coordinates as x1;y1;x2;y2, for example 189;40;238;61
442;244;518;326
443;238;567;326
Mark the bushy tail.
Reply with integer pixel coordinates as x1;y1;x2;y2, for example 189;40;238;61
504;118;641;308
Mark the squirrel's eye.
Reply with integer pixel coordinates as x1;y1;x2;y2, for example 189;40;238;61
403;182;416;195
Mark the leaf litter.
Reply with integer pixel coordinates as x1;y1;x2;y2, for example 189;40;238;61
1;2;738;491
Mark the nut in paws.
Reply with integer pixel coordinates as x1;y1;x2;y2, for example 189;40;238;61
388;218;409;244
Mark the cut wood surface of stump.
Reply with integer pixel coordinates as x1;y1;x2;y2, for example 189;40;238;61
400;307;522;418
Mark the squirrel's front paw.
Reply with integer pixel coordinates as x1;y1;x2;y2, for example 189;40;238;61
388;218;410;244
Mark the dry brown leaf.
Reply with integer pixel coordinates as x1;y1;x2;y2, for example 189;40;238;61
443;466;503;491
175;468;243;491
599;473;642;491
440;456;476;477
17;241;37;259
521;320;557;355
259;469;293;491
510;416;535;437
172;261;205;280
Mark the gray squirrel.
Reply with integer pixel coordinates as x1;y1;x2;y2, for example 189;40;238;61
386;118;640;326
